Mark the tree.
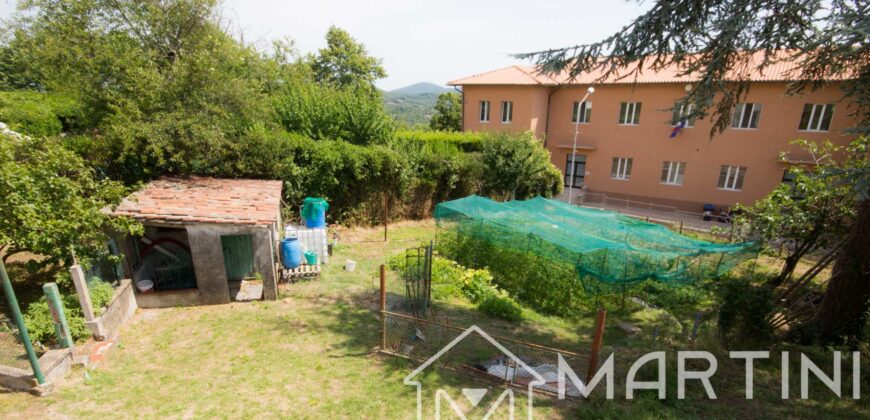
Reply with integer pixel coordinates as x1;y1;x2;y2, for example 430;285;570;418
518;0;870;343
740;141;856;288
310;26;387;91
273;79;394;145
5;0;278;183
429;92;462;132
0;133;141;267
480;132;563;200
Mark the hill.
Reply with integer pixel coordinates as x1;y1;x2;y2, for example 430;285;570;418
389;82;451;95
383;83;454;128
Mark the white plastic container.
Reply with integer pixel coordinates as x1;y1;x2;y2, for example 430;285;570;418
345;260;357;272
136;279;154;292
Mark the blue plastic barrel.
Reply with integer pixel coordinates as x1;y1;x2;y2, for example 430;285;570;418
280;237;303;269
302;197;328;228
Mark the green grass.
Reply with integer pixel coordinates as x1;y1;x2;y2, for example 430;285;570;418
0;220;866;418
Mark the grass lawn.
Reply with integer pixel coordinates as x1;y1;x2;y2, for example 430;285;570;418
0;220;866;418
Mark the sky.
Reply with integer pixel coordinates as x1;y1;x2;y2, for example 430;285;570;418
0;0;653;91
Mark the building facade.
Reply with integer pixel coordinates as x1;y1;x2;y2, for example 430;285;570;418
449;59;854;211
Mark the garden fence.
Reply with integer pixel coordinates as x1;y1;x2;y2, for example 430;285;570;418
379;311;593;398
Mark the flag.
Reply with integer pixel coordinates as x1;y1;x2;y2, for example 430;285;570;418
670;119;686;138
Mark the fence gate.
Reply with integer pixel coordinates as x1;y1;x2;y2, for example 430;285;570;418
401;241;432;317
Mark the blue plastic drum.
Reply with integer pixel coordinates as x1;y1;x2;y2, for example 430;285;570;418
280;237;303;269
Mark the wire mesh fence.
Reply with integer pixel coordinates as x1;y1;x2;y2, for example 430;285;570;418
381;311;591;398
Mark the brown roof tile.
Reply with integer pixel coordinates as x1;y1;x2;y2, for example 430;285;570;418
108;176;282;226
448;51;852;86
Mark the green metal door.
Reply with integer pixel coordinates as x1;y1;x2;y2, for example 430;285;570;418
221;234;255;281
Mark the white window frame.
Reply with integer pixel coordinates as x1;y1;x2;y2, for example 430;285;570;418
731;103;762;129
672;103;695;128
618;102;641;125
479;101;490;123
501;101;513;124
718;165;747;191
611;157;633;180
572;101;591;124
798;103;834;132
661;161;686;185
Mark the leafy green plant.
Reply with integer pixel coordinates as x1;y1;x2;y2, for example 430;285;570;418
389;253;523;321
477;291;524;322
716;277;775;348
23;279;116;347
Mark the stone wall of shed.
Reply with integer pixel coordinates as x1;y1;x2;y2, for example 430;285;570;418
186;224;278;304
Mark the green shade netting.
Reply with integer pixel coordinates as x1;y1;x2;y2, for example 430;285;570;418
434;195;757;286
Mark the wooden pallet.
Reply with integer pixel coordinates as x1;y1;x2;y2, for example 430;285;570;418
282;263;321;282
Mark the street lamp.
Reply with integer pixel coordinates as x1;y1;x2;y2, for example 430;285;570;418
568;86;595;205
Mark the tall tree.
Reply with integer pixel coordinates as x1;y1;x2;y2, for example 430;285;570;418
310;26;387;91
518;0;870;343
0;133;141;267
429;91;462;132
4;0;278;182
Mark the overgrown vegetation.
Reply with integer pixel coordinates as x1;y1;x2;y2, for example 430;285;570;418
389;254;523;321
23;277;115;347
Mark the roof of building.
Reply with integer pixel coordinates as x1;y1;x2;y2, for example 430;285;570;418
448;51;849;86
109;176;283;226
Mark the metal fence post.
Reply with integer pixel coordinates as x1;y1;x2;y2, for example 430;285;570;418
586;308;607;383
0;259;46;384
43;283;73;348
379;264;387;351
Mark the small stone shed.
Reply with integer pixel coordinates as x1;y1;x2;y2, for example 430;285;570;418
108;177;283;307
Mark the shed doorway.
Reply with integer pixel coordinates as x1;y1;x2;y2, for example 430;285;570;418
221;234;262;301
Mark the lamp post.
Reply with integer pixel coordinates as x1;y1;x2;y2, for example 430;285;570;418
567;86;595;205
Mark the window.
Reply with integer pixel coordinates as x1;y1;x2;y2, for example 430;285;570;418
717;165;747;191
731;103;762;129
572;101;592;123
564;154;586;188
479;101;490;122
661;161;686;185
611;157;633;180
798;104;834;132
618;102;642;125
672;102;695;128
501;101;513;123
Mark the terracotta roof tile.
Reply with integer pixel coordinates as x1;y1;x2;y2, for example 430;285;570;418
448;51;851;86
108;176;282;226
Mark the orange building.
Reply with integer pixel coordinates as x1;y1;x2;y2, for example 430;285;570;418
448;55;855;212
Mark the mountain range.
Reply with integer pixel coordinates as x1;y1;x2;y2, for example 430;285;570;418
382;82;453;128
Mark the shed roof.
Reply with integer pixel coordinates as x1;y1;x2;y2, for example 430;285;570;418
109;177;282;226
448;51;851;86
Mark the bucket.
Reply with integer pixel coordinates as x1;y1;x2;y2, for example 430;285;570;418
280;237;303;269
304;251;318;265
345;260;357;272
302;197;328;228
136;279;154;292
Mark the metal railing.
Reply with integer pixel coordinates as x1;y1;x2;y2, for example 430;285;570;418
573;191;736;234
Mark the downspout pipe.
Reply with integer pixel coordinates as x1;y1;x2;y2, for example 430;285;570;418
543;85;564;147
453;86;463;131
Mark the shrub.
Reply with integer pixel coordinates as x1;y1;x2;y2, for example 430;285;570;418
0;91;86;136
388;253;523;321
479;132;562;200
716;277;774;348
23;279;116;347
478;292;524;322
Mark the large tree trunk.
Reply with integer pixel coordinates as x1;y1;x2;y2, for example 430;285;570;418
814;199;870;343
